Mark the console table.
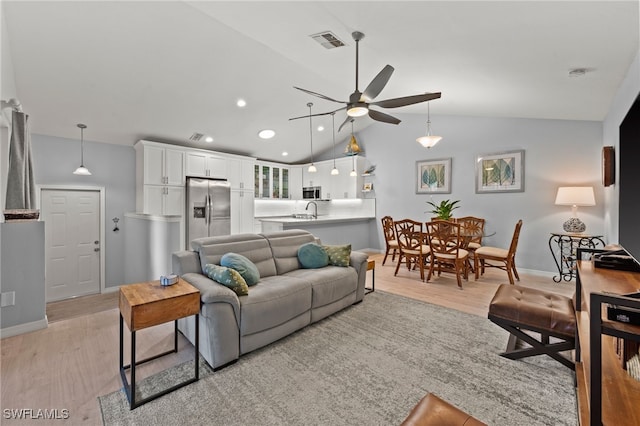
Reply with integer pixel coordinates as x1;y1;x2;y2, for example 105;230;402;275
119;278;200;409
549;232;604;282
575;254;640;425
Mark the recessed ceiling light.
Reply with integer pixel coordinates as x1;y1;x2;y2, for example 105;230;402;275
282;151;288;156
204;136;214;143
317;125;325;132
258;129;275;139
237;99;247;107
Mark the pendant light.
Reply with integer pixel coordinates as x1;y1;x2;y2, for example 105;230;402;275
330;113;339;175
73;123;91;175
416;103;442;149
349;120;357;177
307;102;316;173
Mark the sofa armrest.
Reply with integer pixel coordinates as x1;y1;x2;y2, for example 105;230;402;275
350;250;369;302
172;251;202;275
180;272;241;324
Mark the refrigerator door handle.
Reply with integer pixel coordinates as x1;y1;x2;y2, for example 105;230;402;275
205;194;211;225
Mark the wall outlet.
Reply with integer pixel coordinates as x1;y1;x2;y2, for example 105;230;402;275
0;291;15;307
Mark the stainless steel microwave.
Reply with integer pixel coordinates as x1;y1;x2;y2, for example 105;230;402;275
302;186;321;199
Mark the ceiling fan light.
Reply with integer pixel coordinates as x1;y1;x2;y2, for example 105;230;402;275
308;164;317;173
347;105;368;117
417;135;442;148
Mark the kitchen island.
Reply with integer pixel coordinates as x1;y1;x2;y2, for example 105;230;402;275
259;215;375;250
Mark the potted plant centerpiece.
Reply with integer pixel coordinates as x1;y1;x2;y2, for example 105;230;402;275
426;199;460;221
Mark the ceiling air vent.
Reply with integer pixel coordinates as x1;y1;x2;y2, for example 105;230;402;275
189;132;204;142
310;31;346;49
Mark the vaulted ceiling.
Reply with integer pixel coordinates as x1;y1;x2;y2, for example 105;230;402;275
2;1;638;163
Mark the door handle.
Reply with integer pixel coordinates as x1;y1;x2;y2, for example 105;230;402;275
94;248;100;252
94;240;99;244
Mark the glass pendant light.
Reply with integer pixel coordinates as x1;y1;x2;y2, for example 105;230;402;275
330;113;339;175
416;103;442;149
73;123;91;175
307;102;316;173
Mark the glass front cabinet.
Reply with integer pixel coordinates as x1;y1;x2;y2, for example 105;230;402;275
255;162;289;199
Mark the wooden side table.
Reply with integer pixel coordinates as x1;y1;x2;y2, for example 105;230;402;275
365;259;375;294
119;278;200;409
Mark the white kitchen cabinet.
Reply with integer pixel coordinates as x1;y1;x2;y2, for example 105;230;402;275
231;189;254;234
227;157;255;190
302;156;366;199
255;162;290;199
289;166;303;199
139;143;184;186
186;151;227;179
143;185;184;216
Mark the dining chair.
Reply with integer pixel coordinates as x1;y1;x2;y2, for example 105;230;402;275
456;216;485;251
474;219;523;285
425;220;469;289
381;216;399;265
394;219;430;281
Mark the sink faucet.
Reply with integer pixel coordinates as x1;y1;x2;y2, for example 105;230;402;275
305;201;318;219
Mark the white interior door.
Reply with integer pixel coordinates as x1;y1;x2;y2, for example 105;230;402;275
41;189;101;302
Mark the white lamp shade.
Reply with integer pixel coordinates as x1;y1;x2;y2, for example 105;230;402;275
416;135;442;148
308;164;317;173
554;187;596;206
73;166;91;176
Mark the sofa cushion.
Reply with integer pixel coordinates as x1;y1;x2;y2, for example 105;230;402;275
204;264;249;296
192;234;277;278
239;275;312;336
285;266;357;308
221;252;260;286
261;230;316;275
323;244;352;267
297;243;329;269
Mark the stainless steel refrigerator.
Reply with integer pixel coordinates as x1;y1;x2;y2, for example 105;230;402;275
185;177;231;246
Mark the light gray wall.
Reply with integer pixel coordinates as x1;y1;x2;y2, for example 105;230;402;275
603;50;640;243
359;114;603;274
31;134;136;288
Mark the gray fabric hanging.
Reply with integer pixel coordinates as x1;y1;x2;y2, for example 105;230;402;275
5;110;36;210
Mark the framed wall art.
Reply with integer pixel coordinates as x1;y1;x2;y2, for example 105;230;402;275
475;150;525;193
416;158;451;194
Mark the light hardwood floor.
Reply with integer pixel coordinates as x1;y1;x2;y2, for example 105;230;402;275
0;253;575;425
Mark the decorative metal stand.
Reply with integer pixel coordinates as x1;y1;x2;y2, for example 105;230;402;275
549;232;605;282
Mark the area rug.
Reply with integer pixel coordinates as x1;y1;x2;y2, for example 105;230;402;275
99;291;577;425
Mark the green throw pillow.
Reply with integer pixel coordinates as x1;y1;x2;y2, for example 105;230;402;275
297;243;329;269
220;252;260;286
323;244;351;267
204;263;249;296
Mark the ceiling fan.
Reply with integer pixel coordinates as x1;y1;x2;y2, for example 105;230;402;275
290;31;441;131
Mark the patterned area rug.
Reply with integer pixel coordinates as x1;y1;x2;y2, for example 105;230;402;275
99;291;577;425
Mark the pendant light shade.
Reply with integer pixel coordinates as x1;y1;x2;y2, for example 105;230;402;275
307;102;316;173
330;113;339;175
416;103;442;149
73;123;91;175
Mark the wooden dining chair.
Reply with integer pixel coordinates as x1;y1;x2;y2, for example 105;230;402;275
425;220;469;289
394;219;430;281
474;220;523;285
456;216;485;251
381;216;400;265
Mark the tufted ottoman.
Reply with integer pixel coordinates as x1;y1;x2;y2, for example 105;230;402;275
488;284;576;369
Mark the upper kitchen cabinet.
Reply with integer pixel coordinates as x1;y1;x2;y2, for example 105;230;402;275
255;161;290;199
227;157;256;190
289;166;303;199
136;141;185;186
185;150;227;179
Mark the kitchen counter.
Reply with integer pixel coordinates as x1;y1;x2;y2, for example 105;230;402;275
258;215;375;249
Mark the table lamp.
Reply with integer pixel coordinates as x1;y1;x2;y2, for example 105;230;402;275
554;186;596;233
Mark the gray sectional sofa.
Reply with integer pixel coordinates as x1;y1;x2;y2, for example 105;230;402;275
171;229;369;370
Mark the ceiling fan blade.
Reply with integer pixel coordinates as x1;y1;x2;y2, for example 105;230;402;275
293;86;346;104
289;106;346;121
372;92;442;109
362;65;394;102
338;115;353;132
368;108;401;125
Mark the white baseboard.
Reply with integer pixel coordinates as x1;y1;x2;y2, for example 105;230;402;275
102;286;120;294
1;317;48;339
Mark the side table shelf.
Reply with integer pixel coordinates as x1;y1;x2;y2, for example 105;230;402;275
549;232;604;282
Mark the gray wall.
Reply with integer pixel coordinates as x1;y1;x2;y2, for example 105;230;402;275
359;114;603;274
31;134;136;288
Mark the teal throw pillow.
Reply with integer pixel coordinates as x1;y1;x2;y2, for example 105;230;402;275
204;263;249;296
323;244;351;267
220;253;260;286
297;243;329;269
